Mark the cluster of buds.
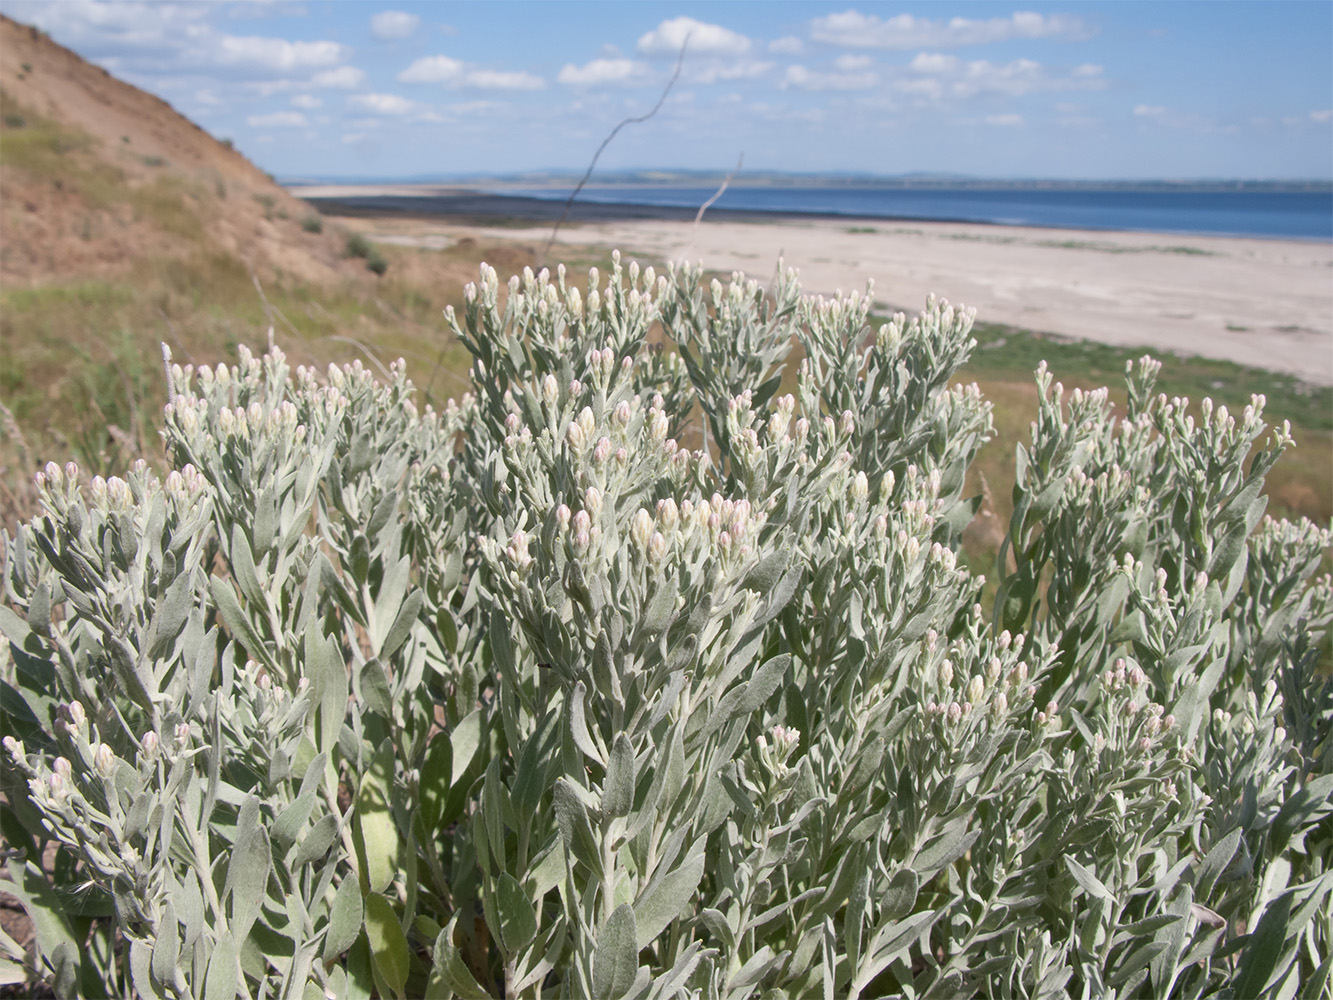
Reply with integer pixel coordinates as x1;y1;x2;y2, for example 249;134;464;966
755;724;801;780
1101;657;1147;693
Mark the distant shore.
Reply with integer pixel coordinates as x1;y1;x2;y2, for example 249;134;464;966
291;184;1333;386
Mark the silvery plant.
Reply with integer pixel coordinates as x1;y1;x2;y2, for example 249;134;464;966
1;252;1329;999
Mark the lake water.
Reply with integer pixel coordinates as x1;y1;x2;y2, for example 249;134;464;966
489;185;1333;241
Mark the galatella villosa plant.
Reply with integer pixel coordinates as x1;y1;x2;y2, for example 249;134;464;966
1;251;1329;999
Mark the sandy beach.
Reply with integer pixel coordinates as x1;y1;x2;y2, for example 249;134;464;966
296;186;1333;386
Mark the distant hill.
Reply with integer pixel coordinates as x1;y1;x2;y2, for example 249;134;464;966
0;13;360;287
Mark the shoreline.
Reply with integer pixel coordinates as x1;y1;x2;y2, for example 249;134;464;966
292;185;1333;386
289;184;1330;244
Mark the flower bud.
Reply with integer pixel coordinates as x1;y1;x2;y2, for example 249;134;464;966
647;532;667;563
94;743;116;778
141;731;159;758
938;660;954;686
631;509;653;551
967;675;985;705
584;487;603;520
555;504;571;530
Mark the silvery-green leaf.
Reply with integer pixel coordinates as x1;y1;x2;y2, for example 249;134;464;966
130;939;161;1000
1065;856;1114;902
324;876;364;964
364;892;409;998
568;681;606;766
496;872;538;954
450;708;482;786
593;904;638;1000
353;739;400;895
603;733;635;818
634;838;705;948
151;900;180;988
226;824;271;944
294;813;340;869
203;932;237;1000
359;659;393;719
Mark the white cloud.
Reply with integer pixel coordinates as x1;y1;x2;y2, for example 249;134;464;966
1312;109;1333;123
247;110;307;128
834;54;873;71
312;66;365;88
769;36;804;55
399;54;464;84
557;58;649;86
1134;104;1166;117
194;88;223;105
896;56;1106;102
348;92;417;115
370;10;419;40
464;69;546;90
216;34;344;71
341;132;368;144
986;113;1023;126
783;64;879;91
291;93;321;109
637;16;751;56
811;10;1093;49
909;53;959;74
689;60;773;85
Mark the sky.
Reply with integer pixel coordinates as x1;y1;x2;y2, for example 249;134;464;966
3;1;1330;182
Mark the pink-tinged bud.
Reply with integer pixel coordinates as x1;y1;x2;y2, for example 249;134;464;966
946;702;962;724
593;437;612;464
52;757;72;779
504;413;521;433
141;731;159;758
555;504;571;530
1138;737;1152;753
584;487;603;520
47;772;67;801
506;530;532;571
614;400;632;426
648;532;667;563
1162;714;1175;730
615;447;628;465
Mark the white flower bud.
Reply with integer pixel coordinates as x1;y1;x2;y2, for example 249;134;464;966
649;409;669;442
851;471;869;504
938;660;954;686
555;504;571;530
94;743;116;778
631;508;653;551
141;731;159;758
967;675;985;705
656;498;679;532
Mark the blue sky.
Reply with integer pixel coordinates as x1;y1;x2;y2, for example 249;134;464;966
3;1;1330;181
